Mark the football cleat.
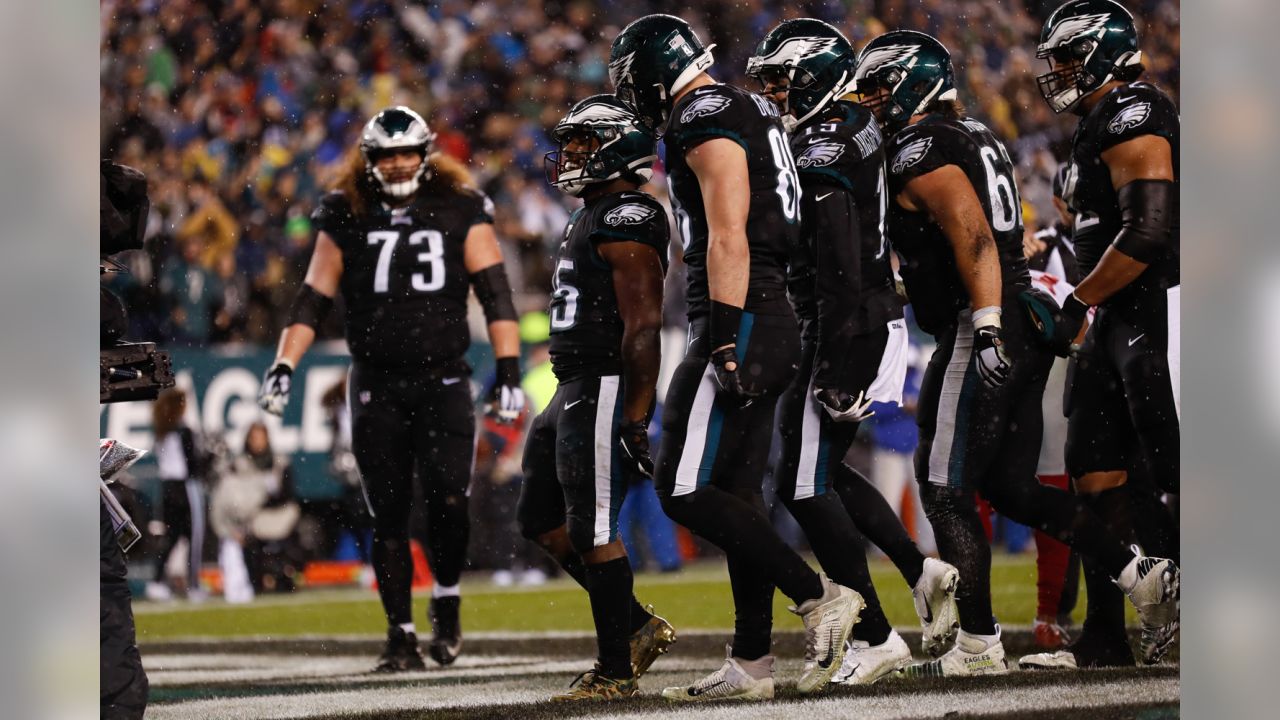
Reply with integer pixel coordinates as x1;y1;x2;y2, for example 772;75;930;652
1138;619;1179;665
1019;627;1135;670
913;557;961;657
1033;619;1072;650
550;666;638;702
373;626;426;673
904;627;1008;678
661;646;775;702
1017;649;1078;671
427;596;463;666
831;630;912;685
791;575;865;693
630;606;677;679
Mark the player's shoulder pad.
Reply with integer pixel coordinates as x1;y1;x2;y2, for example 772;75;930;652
311;190;355;230
456;186;496;224
886;120;966;182
792;104;882;184
1093;82;1179;147
591;191;669;244
668;83;777;150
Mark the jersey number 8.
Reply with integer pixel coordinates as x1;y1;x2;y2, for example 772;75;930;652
767;127;801;223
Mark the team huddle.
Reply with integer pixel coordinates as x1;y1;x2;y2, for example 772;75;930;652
256;0;1180;704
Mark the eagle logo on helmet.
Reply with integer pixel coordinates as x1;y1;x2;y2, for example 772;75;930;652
1107;101;1151;134
679;94;731;123
748;36;840;73
890;136;933;174
1042;13;1111;51
608;51;637;90
604;203;657;226
854;44;920;85
796;141;846;169
562;101;636;127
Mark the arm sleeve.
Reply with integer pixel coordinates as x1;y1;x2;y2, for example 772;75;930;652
807;185;863;388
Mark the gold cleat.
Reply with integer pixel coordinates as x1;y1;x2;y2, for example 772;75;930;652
550;667;638;702
630;606;677;678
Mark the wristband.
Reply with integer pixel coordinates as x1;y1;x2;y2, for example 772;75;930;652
1062;292;1089;321
971;305;1002;330
273;358;295;372
709;300;743;350
495;357;521;387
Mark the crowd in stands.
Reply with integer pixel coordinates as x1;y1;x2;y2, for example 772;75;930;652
101;0;1179;347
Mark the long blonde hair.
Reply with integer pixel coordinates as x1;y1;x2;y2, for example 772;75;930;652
152;387;187;438
330;145;477;217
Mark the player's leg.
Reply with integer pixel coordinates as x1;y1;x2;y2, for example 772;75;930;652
348;364;422;672
1033;472;1074;649
414;371;476;666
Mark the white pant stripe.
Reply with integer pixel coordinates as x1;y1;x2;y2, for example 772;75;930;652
794;373;823;500
927;317;975;486
185;479;205;587
672;363;717;497
593;376;621;546
1167;286;1180;420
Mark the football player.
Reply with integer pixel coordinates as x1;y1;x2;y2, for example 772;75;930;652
1021;0;1181;669
258;107;524;672
517;95;676;701
610;14;863;699
746;18;961;683
852;30;1178;676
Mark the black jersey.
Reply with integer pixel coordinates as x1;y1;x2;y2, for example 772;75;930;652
886;115;1031;335
664;83;800;317
311;188;493;370
548;191;670;383
1066;82;1179;319
789;100;902;345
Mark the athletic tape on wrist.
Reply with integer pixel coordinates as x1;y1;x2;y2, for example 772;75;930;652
972;305;1003;330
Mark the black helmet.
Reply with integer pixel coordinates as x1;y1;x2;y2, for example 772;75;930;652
746;18;858;132
852;30;957;129
609;15;716;132
360;106;436;198
1036;0;1142;113
544;95;658;197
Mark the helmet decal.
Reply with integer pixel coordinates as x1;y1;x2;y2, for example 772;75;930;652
1042;12;1111;49
608;51;637;90
604;203;658;226
854;44;921;85
749;36;840;71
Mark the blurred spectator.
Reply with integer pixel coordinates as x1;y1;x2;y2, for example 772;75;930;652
146;388;207;601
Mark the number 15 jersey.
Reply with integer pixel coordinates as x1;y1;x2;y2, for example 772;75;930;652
664;83;800;318
311;188;493;370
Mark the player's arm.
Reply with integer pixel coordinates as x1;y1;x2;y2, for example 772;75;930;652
464;221;524;423
1070;135;1175;307
899;165;1010;388
599;240;665;477
259;231;343;415
686;137;755;399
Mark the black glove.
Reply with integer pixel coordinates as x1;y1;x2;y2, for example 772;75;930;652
813;386;875;423
973;325;1012;389
485;357;525;424
618;420;654;479
710;345;761;407
258;362;294;416
1055;292;1090;357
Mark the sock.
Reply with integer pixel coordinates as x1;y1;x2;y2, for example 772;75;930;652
552;550;652;634
431;583;460;599
733;652;774;680
372;533;414;626
1128;486;1179;563
833;464;927;587
398;622;416;635
921;484;996;636
1078;487;1131;642
585;557;635;680
1034;475;1073;621
727;550;776;661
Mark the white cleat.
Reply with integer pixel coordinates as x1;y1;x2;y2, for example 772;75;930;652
791;575;865;693
913;557;960;657
1119;556;1180;664
661;646;774;702
831;630;912;685
903;626;1009;678
1018;649;1079;671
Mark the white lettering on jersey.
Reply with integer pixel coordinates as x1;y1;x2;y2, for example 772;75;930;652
851;122;882;158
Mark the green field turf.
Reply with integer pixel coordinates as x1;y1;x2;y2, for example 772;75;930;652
135;553;1134;640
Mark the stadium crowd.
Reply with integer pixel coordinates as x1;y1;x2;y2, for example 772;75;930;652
101;0;1179;347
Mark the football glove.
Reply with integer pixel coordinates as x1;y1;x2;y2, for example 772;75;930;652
1056;292;1090;358
258;361;293;416
813;387;876;423
710;345;760;408
618;420;654;479
485;357;525;424
973;325;1012;389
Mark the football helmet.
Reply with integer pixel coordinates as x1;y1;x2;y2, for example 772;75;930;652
746;18;857;132
1036;0;1142;113
545;94;657;197
609;14;715;132
360;106;436;198
852;30;957;129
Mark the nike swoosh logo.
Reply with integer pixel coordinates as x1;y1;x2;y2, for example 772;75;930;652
442;377;462;385
818;644;835;669
1128;334;1146;347
816;192;834;201
1117;95;1137;103
688;680;728;696
564;399;584;410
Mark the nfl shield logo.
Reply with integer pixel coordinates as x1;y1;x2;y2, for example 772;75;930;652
359;391;372;405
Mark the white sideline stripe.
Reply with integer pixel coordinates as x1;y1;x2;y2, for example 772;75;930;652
593;375;620;545
794;373;822;500
672;363;717;497
927;316;975;485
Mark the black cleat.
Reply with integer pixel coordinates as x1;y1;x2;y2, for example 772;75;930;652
428;596;463;666
374;626;426;673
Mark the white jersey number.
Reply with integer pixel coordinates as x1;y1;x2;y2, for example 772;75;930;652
367;229;446;293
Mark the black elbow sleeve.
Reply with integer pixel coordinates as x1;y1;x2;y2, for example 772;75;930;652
470;263;518;323
286;284;334;330
1111;179;1175;264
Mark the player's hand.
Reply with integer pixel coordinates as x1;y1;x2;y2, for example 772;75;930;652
618;420;654;479
710;345;761;408
485;357;525;424
1055;292;1091;358
973;325;1012;389
813;386;875;423
258;362;293;416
